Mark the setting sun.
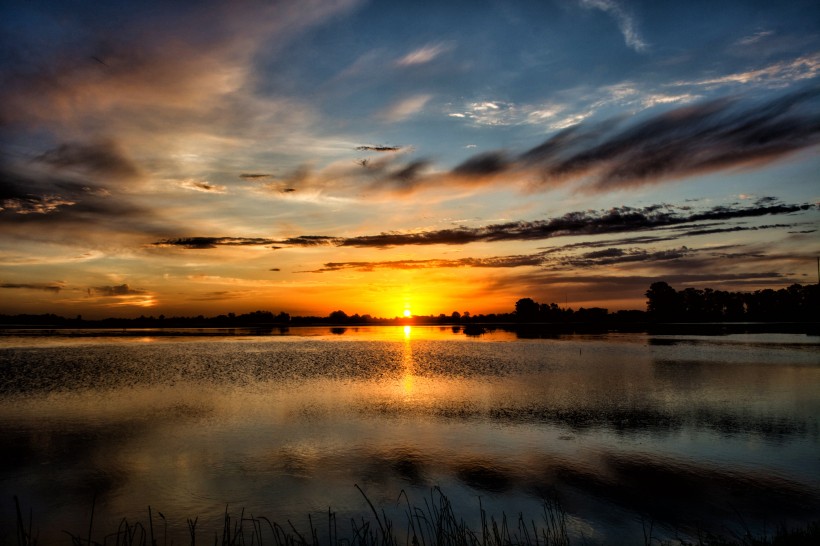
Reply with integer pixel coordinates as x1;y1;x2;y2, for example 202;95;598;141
403;309;412;318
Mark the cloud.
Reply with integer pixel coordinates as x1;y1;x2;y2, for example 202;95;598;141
449;100;548;127
735;31;775;48
239;173;274;179
299;239;814;285
0;0;363;233
306;88;819;199
35;141;142;180
152;237;281;249
553;246;693;268
395;43;450;66
231;88;818;202
675;53;820;88
447;83;699;130
579;0;648;52
680;223;793;237
0;140;145;221
269;235;339;247
304;246;699;274
0;158;167;244
323;201;815;248
0;0;360;128
155;199;815;251
381;94;432;122
89;284;146;297
356;145;403;152
186;290;249;301
1;195;77;215
305;254;544;273
179;180;227;193
517;87;820;192
452;152;511;177
1;282;65;293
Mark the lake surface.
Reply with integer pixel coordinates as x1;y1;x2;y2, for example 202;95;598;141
1;326;818;545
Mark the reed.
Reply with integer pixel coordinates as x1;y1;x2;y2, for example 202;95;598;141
7;489;819;546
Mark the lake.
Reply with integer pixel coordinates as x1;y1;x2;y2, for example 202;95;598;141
0;326;818;545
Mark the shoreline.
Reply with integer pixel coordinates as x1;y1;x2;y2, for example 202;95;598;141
1;322;818;339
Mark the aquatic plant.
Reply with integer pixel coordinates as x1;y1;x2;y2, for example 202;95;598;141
6;488;819;546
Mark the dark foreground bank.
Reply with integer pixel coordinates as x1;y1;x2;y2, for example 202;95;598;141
6;489;820;546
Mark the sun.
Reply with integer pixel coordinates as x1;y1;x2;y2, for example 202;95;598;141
403;309;412;318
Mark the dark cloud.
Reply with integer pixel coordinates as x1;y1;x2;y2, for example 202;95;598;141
0;156;167;241
155;200;816;251
387;160;431;183
1;159;81;207
182;181;224;192
356;145;402;152
0;195;77;215
754;196;779;205
352;89;820;196
538;234;681;253
680;223;793;237
186;291;245;301
512;87;820;191
1;282;64;293
152;237;280;249
305;245;708;274
240;173;273;179
36;141;141;180
305;254;544;273
553;247;693;269
257;165;311;194
328;201;814;248
452;152;510;177
90;284;145;297
272;235;340;247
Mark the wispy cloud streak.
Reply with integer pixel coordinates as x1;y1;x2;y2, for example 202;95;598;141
154;200;816;250
152;237;281;249
1;282;65;293
269;88;820;198
517;87;820;192
579;0;648;52
330;202;814;248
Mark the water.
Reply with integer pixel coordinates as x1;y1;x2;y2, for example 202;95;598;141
0;326;818;544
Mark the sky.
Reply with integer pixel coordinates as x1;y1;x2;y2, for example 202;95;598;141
1;0;819;319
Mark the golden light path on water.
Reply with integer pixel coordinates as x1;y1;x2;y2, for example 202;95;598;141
0;327;818;545
402;325;415;398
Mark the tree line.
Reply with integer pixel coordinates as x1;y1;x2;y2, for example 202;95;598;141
0;282;816;327
644;281;818;322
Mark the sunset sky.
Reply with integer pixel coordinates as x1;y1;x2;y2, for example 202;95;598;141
1;0;819;318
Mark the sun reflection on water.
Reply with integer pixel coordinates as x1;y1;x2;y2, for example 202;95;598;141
401;325;415;397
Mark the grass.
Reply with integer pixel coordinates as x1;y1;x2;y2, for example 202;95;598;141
6;487;819;546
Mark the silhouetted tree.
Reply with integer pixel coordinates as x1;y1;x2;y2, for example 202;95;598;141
328;310;348;323
574;307;608;322
514;298;540;321
646;281;681;321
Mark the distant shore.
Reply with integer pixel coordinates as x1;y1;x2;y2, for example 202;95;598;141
1;321;818;338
